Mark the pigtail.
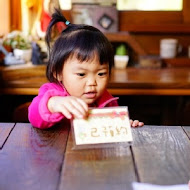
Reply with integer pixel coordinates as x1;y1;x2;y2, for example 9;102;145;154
45;8;70;52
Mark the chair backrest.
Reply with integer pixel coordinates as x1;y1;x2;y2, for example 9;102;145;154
13;102;31;122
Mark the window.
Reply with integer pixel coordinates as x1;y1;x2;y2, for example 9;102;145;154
118;0;190;32
11;0;190;33
117;0;182;11
59;0;71;10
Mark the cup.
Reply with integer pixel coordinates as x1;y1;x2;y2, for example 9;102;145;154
160;39;180;58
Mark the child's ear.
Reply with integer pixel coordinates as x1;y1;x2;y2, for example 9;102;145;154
57;74;63;82
54;72;63;82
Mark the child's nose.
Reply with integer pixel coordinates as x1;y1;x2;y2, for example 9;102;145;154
87;76;97;86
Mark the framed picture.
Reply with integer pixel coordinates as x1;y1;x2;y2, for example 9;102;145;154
71;4;118;33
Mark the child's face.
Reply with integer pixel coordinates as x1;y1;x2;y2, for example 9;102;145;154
58;54;109;105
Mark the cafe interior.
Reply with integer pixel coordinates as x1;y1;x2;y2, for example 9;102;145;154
0;0;190;126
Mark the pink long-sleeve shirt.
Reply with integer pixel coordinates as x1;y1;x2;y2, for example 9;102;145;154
28;82;118;129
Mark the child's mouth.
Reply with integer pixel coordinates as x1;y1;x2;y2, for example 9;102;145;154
84;92;96;99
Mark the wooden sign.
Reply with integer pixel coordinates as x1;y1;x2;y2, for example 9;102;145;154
72;107;133;146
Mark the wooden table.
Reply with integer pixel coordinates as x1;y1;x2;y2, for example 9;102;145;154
0;122;189;190
1;64;190;95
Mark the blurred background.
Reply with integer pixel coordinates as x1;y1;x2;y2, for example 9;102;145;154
0;0;190;125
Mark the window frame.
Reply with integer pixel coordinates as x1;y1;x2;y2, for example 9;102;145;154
10;0;190;33
118;0;190;33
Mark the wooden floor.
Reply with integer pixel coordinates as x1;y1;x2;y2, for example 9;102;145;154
0;123;189;190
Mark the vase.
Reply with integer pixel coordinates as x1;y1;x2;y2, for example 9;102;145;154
114;55;129;69
13;49;32;62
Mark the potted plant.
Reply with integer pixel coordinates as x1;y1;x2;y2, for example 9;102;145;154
114;44;129;69
3;31;32;62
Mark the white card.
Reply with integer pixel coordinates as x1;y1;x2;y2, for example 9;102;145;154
72;107;133;145
132;182;189;190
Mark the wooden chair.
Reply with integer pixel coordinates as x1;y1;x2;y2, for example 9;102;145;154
13;102;31;122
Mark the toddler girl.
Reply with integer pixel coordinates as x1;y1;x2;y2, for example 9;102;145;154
28;9;144;129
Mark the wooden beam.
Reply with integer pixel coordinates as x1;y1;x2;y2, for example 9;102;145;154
183;0;190;23
10;0;22;31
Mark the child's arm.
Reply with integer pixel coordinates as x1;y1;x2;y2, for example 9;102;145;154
28;83;68;128
28;83;89;129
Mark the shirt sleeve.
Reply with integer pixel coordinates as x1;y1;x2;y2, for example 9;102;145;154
28;83;67;129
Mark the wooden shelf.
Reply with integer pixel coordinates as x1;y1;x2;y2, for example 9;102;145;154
1;64;190;95
119;9;190;33
105;32;147;55
123;24;190;33
163;57;190;67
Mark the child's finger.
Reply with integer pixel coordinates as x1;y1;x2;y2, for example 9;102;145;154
60;105;73;119
131;120;140;128
130;119;144;128
69;99;88;118
63;103;83;119
76;98;88;112
138;122;144;127
65;99;89;119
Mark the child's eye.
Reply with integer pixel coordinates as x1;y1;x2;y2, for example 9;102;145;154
76;73;85;77
98;72;107;76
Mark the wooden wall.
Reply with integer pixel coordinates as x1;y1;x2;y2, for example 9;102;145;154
0;0;10;35
10;0;22;31
118;0;190;56
6;0;190;56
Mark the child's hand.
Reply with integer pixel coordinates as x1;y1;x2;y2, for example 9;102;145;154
48;96;88;119
130;119;144;128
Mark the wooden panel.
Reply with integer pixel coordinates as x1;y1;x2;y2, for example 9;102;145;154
2;65;190;95
0;122;69;190
131;125;190;185
1;64;46;81
10;0;21;31
108;89;190;96
0;88;40;95
59;133;136;190
183;126;190;139
119;11;183;25
1;64;47;89
55;7;190;33
183;0;190;23
0;0;10;35
130;34;190;55
109;68;190;89
2;87;190;96
105;32;147;55
163;57;190;67
9;0;190;33
118;11;190;32
62;10;72;22
118;4;190;33
0;123;15;149
62;9;190;33
120;24;190;33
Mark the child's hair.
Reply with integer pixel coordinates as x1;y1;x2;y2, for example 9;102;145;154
45;9;114;83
